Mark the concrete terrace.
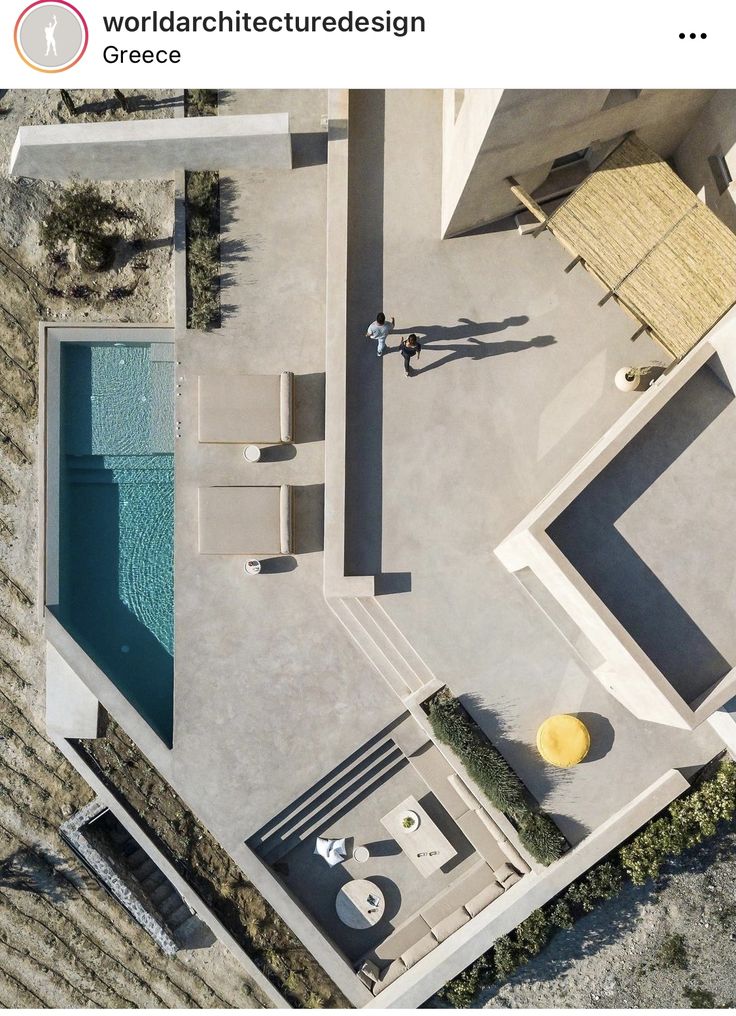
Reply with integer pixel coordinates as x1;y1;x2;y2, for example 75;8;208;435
170;89;402;850
345;90;721;845
549;360;736;707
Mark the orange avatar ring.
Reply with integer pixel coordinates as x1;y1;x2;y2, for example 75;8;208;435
15;1;89;73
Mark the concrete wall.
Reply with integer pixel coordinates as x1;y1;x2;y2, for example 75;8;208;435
675;90;736;234
495;308;736;731
10;114;292;180
441;89;713;237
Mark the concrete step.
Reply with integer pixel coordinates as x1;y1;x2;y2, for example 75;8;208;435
329;597;412;698
354;598;435;691
140;869;167;894
157;891;185;918
254;733;400;850
256;735;400;853
263;749;408;865
131;857;157;883
150;881;173;906
67;470;173;486
166;902;194;930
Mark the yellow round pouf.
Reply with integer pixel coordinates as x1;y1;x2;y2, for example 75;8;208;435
536;714;590;768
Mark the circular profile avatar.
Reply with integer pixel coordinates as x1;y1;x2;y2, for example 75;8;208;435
15;0;88;73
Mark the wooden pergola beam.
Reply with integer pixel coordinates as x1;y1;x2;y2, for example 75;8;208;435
507;176;548;226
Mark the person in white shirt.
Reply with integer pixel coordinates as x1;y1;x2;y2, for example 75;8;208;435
365;312;394;357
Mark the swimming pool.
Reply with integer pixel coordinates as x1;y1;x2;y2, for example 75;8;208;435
53;342;174;746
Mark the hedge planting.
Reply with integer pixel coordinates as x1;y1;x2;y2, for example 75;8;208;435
427;689;566;864
186;170;220;330
440;757;736;1007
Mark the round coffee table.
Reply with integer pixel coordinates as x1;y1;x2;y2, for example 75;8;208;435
353;845;370;863
536;714;590;768
335;879;384;929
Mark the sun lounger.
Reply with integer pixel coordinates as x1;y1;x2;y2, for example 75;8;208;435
198;485;292;555
197;371;293;444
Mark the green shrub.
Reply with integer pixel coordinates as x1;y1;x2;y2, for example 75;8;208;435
518;812;567;865
187;89;218;117
658;932;688;970
492;934;526;981
620;760;736;885
439;956;489;1007
40;181;122;270
427;690;565;864
547;899;574;929
515;909;551;957
186;170;220;330
565;861;624;914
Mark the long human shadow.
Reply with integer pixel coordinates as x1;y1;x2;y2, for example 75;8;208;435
393;315;529;343
548;367;733;705
409;334;556;375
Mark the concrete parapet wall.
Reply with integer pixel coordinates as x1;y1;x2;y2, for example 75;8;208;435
10;114;292;180
495;334;731;730
323;88;374;600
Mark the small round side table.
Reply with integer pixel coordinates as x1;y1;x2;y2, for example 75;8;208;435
244;559;262;576
244;445;262;462
353;845;370;863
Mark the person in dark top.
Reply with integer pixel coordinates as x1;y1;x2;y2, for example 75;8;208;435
400;333;421;376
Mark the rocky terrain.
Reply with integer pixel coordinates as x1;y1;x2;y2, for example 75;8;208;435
483;823;736;1010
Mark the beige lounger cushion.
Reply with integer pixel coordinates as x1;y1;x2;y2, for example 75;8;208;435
198;485;292;555
456;809;508;871
374;915;431;964
431;907;470;943
448;773;481;812
420;862;494;927
464;880;504;918
401;932;437;969
495;861;521;887
374;959;406;994
198;372;293;444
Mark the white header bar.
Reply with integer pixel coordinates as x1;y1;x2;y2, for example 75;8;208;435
2;0;732;87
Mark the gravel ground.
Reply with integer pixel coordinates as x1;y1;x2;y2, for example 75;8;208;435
0;88;264;1009
481;825;736;1010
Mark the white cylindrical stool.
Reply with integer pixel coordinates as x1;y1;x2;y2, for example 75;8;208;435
244;559;262;576
244;445;262;462
353;845;370;863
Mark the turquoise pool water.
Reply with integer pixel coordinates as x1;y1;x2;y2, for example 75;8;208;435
53;343;174;746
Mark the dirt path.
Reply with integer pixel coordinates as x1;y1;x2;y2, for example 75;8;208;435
482;823;736;1009
0;89;263;1009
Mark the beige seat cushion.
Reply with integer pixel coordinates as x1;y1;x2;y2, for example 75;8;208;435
456;809;508;870
198;372;292;443
408;744;470;820
374;958;406;994
464;880;504;918
373;915;431;964
448;773;481;811
495;861;521;886
431;907;470;943
401;932;438;969
420;862;494;927
198;485;291;555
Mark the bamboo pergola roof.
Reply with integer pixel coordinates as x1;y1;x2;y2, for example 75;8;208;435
514;135;736;361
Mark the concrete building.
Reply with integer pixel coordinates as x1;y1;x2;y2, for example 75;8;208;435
23;89;736;1007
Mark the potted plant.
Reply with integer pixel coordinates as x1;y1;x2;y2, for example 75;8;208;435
615;363;666;392
401;810;419;832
